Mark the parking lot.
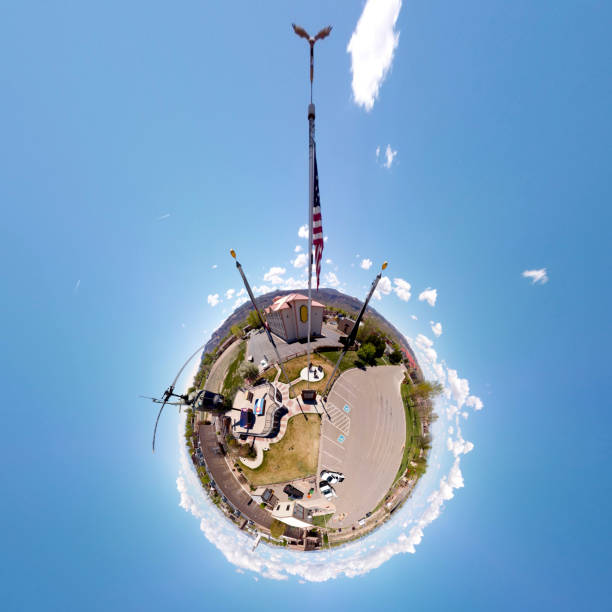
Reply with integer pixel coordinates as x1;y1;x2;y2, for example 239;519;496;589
246;323;343;368
317;365;406;528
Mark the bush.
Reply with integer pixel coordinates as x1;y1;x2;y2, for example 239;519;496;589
357;343;377;365
242;363;260;383
389;348;403;364
270;519;286;539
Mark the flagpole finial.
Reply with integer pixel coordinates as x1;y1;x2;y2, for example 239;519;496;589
382;261;388;270
230;249;236;259
292;23;332;102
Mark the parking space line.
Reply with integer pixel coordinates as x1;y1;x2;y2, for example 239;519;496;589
324;419;348;436
322;449;343;464
321;434;346;450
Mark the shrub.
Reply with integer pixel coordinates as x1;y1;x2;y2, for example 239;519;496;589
270;519;286;539
357;343;377;365
389;348;403;364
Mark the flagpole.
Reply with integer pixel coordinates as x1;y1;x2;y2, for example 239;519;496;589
230;250;309;421
307;102;315;390
292;24;332;393
321;262;389;400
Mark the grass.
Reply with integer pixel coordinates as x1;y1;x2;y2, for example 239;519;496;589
261;367;277;382
241;415;322;486
394;382;422;482
312;513;334;527
221;341;246;398
317;349;387;374
282;353;334;398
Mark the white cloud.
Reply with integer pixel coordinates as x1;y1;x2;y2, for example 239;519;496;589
236;288;246;297
375;145;380;159
522;268;548;284
418;287;437;307
466;395;483;411
156;213;171;221
280;277;306;290
393;278;411;301
430;321;442;337
293;253;308;269
73;279;80;293
207;294;221;307
233;296;248;309
253;285;273;296
325;258;332;265
447;369;470;410
416;333;433;348
294;245;302;253
324;272;340;287
263;266;286;285
324;236;329;242
447;428;474;457
384;144;397;168
298;225;309;239
211;264;218;269
361;258;373;270
411;314;417;320
347;0;402;111
225;289;235;300
373;275;392;300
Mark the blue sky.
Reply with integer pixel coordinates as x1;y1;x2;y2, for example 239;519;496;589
2;1;611;609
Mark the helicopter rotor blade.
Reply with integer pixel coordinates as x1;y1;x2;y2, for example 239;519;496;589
152;399;169;453
151;342;207;453
170;343;207;388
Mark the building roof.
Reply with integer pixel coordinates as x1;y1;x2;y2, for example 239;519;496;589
266;293;324;313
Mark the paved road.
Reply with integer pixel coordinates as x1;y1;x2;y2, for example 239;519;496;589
317;365;406;528
247;324;343;368
198;422;272;529
205;340;244;393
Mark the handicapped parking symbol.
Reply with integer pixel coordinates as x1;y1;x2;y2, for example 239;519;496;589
338;434;345;443
343;404;350;413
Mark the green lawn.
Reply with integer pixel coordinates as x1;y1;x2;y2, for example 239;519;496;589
240;415;321;486
394;382;422;482
317;349;387;373
221;341;246;398
261;367;277;382
312;513;334;527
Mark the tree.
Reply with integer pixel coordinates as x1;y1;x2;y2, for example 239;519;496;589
230;324;242;338
242;363;259;383
365;332;386;358
270;519;286;539
356;319;376;343
410;380;443;401
389;348;403;364
246;310;262;329
357;343;377;365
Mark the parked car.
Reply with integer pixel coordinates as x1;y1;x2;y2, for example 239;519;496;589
283;484;304;499
358;517;366;526
320;470;345;484
319;481;337;499
260;359;268;369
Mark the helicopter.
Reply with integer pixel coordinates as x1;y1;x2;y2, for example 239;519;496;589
141;342;224;453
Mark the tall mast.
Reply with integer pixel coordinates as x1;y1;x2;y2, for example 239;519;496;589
292;23;332;390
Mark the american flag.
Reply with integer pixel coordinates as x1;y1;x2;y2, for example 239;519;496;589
312;150;324;289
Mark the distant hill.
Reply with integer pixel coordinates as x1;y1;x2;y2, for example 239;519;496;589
203;288;418;366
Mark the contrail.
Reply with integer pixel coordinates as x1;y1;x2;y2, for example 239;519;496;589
73;279;81;293
156;213;171;221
